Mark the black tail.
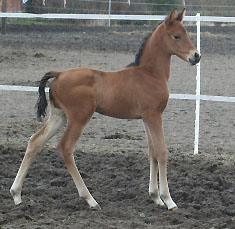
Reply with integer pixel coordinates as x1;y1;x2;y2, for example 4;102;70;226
36;71;58;119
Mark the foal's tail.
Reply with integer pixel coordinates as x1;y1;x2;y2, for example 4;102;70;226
36;71;59;119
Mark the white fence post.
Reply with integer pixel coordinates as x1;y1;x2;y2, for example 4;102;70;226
108;0;112;27
194;13;201;154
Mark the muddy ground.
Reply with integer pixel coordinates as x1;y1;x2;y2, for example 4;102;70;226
0;23;235;228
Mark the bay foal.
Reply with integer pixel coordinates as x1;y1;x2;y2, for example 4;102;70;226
10;9;201;210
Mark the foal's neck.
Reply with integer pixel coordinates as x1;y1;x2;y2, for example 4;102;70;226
140;25;171;82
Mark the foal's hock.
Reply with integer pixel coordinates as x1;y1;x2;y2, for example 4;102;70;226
10;9;201;210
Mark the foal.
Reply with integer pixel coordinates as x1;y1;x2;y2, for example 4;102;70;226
10;9;200;210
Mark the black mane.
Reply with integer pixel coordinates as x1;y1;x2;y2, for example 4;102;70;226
127;22;162;67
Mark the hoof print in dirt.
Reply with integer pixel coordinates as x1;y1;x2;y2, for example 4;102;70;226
104;132;136;140
33;53;45;58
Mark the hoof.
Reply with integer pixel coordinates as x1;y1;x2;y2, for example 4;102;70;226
154;199;165;208
90;204;101;211
84;196;101;210
10;189;22;205
168;205;178;211
160;195;178;211
149;192;165;207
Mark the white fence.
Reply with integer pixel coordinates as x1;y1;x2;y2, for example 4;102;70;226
1;12;235;154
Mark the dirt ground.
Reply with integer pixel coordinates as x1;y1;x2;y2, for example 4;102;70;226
0;23;235;229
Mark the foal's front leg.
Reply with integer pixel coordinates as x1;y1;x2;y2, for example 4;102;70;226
143;112;177;210
145;124;165;207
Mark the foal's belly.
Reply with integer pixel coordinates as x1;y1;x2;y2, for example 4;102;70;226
95;105;141;120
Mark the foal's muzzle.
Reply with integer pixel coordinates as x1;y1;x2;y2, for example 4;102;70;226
189;51;201;65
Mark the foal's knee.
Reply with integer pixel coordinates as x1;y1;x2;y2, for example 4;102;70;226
153;150;168;165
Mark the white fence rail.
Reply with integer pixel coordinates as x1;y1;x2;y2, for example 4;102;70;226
1;12;235;22
1;12;235;154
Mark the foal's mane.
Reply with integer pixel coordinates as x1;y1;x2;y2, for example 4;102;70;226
127;22;162;67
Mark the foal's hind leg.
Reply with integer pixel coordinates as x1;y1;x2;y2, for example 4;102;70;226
57;112;100;209
10;105;66;205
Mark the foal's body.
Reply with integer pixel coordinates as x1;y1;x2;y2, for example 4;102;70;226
55;66;168;119
10;9;200;210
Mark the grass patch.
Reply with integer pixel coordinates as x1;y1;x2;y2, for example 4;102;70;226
7;18;55;26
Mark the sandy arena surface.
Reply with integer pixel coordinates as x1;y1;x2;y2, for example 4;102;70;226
0;23;235;228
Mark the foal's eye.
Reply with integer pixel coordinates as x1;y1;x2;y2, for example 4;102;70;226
173;35;181;40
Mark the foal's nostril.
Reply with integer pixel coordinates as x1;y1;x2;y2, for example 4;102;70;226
194;52;201;62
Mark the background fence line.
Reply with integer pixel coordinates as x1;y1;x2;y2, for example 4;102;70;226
1;12;235;22
1;12;235;154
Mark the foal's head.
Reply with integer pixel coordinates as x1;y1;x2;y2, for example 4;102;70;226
162;9;201;65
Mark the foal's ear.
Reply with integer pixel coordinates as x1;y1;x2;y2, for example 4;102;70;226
177;8;186;22
165;8;178;25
